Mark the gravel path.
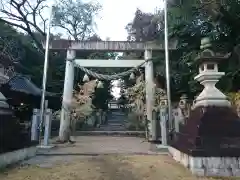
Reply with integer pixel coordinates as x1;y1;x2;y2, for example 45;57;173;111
0;155;231;180
0;136;238;180
38;136;154;155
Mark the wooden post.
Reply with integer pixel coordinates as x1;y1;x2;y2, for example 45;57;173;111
59;49;75;142
144;49;156;141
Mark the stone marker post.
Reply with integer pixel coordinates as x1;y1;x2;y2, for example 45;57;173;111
159;95;168;145
31;109;40;141
43;109;52;146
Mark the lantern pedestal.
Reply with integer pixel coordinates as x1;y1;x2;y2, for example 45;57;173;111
170;106;240;176
194;72;230;107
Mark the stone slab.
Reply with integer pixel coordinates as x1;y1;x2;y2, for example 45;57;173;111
154;144;169;154
73;131;145;137
37;145;55;149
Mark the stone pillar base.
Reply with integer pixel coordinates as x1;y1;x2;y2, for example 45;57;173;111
169;146;240;177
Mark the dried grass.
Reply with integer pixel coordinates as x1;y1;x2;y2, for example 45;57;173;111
0;155;238;180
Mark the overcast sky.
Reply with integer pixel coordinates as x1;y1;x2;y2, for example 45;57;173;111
48;0;164;40
95;0;164;41
96;0;164;98
3;0;164;40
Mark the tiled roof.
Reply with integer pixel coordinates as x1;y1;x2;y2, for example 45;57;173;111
0;74;9;84
5;75;57;96
0;92;9;108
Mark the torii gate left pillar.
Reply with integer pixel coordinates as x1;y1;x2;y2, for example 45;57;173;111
144;49;156;141
59;49;75;142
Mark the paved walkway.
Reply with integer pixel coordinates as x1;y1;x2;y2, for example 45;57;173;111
38;136;156;156
0;136;231;180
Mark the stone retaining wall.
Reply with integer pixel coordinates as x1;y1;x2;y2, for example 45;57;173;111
169;146;240;177
0;146;37;169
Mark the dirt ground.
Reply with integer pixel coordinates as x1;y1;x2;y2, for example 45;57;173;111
0;155;232;180
0;136;239;180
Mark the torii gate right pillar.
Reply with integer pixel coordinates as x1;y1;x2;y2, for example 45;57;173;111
145;49;157;141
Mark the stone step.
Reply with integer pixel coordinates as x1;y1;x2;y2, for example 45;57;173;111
107;121;125;124
109;114;126;116
97;127;127;131
73;131;146;137
105;123;123;126
97;126;125;129
98;127;125;130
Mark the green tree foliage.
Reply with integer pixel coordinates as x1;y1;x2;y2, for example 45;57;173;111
169;0;240;92
125;0;240;98
0;0;107;93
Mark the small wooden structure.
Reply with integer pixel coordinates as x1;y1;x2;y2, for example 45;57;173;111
0;75;61;111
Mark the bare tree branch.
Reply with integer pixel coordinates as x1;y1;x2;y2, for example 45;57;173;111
0;0;48;51
0;18;28;31
52;0;101;40
56;24;75;38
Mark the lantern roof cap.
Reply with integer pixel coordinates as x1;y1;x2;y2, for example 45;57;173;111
194;37;229;65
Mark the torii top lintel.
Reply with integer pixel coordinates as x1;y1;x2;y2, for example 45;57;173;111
42;39;177;51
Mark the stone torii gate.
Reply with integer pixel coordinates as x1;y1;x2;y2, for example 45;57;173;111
43;40;176;142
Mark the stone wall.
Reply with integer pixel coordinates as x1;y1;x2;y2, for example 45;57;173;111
169;146;240;177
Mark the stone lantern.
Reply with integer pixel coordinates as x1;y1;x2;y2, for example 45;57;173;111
170;37;240;177
159;95;168;109
159;95;168;146
179;94;188;109
179;94;189;118
194;37;230;107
